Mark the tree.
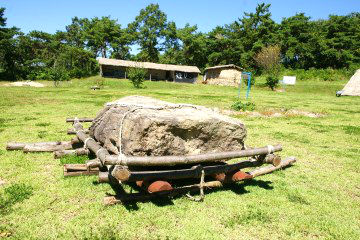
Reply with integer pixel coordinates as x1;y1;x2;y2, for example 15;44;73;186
160;21;182;64
65;17;87;48
0;8;24;80
128;4;167;62
177;24;208;70
83;16;123;58
254;45;281;90
228;3;278;69
279;13;313;69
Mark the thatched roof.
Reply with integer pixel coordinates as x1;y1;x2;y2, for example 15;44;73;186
205;64;243;71
342;69;360;96
98;58;200;73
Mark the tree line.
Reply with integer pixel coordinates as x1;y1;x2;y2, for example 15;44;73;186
0;3;359;80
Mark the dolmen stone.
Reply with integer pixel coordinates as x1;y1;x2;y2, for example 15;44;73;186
89;96;246;156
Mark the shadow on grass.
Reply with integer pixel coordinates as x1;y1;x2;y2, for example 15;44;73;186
0;183;33;216
106;178;273;211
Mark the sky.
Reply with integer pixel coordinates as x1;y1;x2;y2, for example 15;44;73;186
2;0;360;34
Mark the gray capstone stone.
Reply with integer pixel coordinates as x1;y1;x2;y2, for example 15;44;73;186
89;96;247;156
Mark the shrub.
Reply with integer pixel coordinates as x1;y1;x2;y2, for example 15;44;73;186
128;67;147;88
254;45;281;90
94;77;105;88
266;75;279;90
231;100;256;111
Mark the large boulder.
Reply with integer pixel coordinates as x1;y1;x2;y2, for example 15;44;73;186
89;96;246;156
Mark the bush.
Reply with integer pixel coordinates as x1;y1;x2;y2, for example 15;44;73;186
48;67;70;82
128;67;147;88
231;100;256;111
266;75;279;90
26;67;70;82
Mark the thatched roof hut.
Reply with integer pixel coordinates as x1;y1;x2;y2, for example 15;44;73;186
98;58;200;83
341;69;360;96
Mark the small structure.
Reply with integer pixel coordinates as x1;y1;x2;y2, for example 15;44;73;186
98;58;200;84
340;69;360;96
204;64;243;87
282;76;296;85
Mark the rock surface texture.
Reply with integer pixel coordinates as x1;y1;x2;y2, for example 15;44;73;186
89;96;246;156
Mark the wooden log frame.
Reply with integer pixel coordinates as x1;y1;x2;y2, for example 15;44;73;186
104;157;297;205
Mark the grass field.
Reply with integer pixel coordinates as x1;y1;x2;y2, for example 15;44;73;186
0;77;359;239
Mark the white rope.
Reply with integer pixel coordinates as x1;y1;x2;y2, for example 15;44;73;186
117;154;127;165
267;145;275;154
84;137;92;148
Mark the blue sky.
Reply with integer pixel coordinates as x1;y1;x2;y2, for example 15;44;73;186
2;0;360;34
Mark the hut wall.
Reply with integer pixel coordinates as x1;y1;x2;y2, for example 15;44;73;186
147;69;168;81
100;64;197;84
101;65;127;78
205;68;242;87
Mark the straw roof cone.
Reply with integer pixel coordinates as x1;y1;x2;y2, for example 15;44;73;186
342;69;360;96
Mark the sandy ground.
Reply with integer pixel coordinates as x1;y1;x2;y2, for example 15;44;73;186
3;81;44;88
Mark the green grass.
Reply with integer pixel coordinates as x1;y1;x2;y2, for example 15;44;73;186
0;76;359;239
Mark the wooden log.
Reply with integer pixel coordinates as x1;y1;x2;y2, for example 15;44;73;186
248;157;296;178
64;171;98;177
98;171;110;183
104;144;282;167
73;121;116;176
54;148;89;159
23;141;73;153
67;128;89;135
6;141;70;151
86;159;102;168
112;166;131;182
66;118;93;123
73;121;109;163
64;164;99;172
63;164;99;177
263;154;282;166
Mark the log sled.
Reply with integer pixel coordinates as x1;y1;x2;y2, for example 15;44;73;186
6;117;297;205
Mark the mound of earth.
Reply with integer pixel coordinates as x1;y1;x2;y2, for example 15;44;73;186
4;81;44;88
89;96;247;156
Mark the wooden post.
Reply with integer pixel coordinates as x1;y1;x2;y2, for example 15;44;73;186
150;73;152;81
